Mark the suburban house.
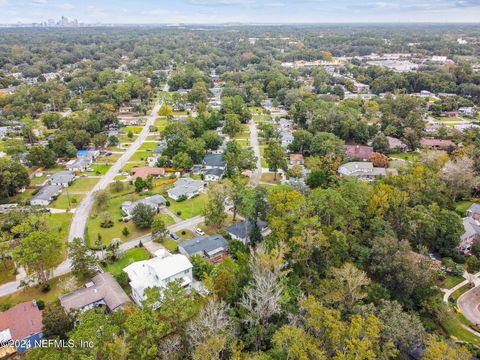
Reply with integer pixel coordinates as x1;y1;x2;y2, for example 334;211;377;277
130;167;165;181
289;153;305;165
0;301;43;356
281;131;294;148
49;170;75;187
77;149;100;160
459;106;476;117
167;178;205;201
338;162;387;181
123;253;193;306
60;273;130;313
205;167;224;182
420;138;455;150
459;203;480;254
203;153;225;169
121;194;166;218
30;185;62;206
227;219;269;244
178;234;229;263
386;136;408;152
66;157;91;172
344;145;374;161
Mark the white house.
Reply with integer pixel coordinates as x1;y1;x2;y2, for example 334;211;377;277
49;171;75;187
123;253;193;306
204;168;224;182
167;178;205;201
121;195;166;218
30;185;62;206
338;162;387;181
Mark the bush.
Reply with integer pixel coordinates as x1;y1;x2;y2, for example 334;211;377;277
177;211;182;216
100;220;114;228
36;299;45;310
165;200;170;207
122;226;130;237
115;272;129;288
41;284;51;293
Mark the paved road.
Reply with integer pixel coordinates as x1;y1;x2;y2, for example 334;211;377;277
248;119;262;185
458;280;480;325
68;83;169;243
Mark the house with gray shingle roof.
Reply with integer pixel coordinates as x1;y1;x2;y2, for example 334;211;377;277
49;171;75;187
30;185;62;206
121;195;166;218
227;220;268;244
167;178;205;201
178;234;229;263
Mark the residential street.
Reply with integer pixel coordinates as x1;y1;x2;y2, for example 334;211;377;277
248;119;262;185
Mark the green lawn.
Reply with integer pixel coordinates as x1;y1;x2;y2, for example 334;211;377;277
440;275;464;289
175;229;195;240
122;162;145;172
129;151;150;162
30;174;48;185
8;189;36;205
89;163;112;175
161;238;178;252
234;125;250;139
139;142;157;151
68;178;99;192
167;194;207;220
435;117;462;122
0;260;16;285
261;172;281;184
237;139;250;147
155;118;169;130
0;273;82;308
123;126;143;134
49;212;73;260
157;213;176;226
248;106;267;114
455;200;474;216
50;192;84;209
389;152;420;162
118;135;137;143
253;114;272;123
439;311;480;346
86;190;150;247
103;248;150;276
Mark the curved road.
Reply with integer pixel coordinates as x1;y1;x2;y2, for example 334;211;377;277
458;284;480;325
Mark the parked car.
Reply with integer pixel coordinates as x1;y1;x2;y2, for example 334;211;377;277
170;233;179;240
196;228;205;236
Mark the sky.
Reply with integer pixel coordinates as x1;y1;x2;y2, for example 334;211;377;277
1;0;480;24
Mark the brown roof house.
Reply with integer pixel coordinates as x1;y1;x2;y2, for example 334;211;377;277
420;138;455;150
60;272;130;313
289;153;305;165
130;167;165;181
344;145;373;161
0;301;43;356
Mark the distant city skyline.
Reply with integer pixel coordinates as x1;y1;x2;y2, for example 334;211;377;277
1;0;480;25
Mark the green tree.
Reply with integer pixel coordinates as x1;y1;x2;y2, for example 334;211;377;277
108;135;119;147
264;141;288;180
223;113;242;138
0;158;30;199
132;203;156;228
172;152;193;172
204;182;228;229
92;133;108;148
151;214;168;240
14;231;62;287
68;237;97;280
26;145;56;168
223;140;256;176
42;301;76;340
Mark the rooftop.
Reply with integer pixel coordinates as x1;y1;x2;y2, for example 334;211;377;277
203;153;225;168
179;234;228;256
131;167;165;180
31;185;61;201
49;170;75;184
344;145;373;159
59;272;130;312
0;301;42;341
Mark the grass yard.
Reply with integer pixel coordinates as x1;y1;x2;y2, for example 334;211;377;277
103;248;150;276
123;126;143;134
161;238;178;252
261;172;281;184
30;174;48;185
157;213;176;226
122;162;145;172
234;124;250;140
455;200;474;216
0;274;82;309
389;152;420;162
435;117;462;122
0;260;16;285
237;139;250;147
99;153;123;162
167;194;207;220
50;192;84;209
89;163;112;175
129;151;150;162
68;178;99;192
439;311;480;346
146;135;161;141
175;229;195;240
7;189;36;205
248;106;267;114
118;134;137;143
86;190;150;247
253;114;271;123
49;212;73;260
440;275;465;289
139;142;157;151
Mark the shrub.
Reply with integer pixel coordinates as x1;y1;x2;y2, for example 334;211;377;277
177;211;182;216
122;226;130;237
36;299;45;310
115;272;129;288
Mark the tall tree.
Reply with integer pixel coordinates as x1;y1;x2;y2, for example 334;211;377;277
264;141;288;180
68;237;97;280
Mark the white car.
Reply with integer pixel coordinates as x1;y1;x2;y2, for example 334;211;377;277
196;228;205;236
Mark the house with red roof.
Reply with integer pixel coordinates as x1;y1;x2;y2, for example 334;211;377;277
420;138;455;150
344;145;374;161
130;167;165;180
0;301;43;356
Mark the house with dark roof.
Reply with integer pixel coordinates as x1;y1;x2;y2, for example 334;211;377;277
59;273;130;313
344;145;373;161
30;185;62;206
49;171;75;187
205;167;224;182
226;220;268;244
467;203;480;220
178;234;229;263
167;178;205;201
0;301;43;356
386;136;408;152
66;157;91;172
203;153;225;169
